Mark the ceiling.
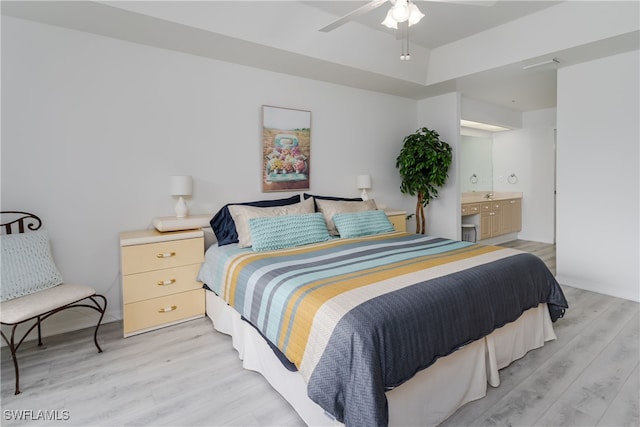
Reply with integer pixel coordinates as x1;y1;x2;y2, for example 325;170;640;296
304;0;563;110
306;1;561;49
2;1;638;114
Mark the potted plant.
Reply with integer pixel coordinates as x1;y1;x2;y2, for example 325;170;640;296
396;127;452;234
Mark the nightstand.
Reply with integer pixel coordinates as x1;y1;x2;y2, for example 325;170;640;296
385;210;407;232
120;229;205;337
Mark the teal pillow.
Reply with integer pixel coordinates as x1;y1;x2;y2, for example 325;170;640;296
1;230;64;302
332;210;395;238
249;212;331;252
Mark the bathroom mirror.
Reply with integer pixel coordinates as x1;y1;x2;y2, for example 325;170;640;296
460;135;493;192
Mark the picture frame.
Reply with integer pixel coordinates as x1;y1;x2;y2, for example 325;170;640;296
262;105;311;192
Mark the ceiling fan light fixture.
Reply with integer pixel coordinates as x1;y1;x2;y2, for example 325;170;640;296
391;0;411;22
407;3;424;26
382;8;398;29
382;1;424;29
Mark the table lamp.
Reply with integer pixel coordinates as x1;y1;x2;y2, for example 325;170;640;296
356;174;371;200
170;175;192;218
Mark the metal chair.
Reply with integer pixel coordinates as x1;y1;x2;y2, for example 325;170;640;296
0;211;107;394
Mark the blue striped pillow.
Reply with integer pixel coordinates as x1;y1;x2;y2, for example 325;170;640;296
332;210;395;238
249;212;331;252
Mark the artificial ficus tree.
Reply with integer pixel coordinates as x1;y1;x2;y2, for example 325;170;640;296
395;127;452;234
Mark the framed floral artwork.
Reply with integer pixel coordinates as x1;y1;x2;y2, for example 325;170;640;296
262;105;311;192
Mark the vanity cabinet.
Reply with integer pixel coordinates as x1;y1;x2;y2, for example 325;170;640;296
480;201;503;239
462;196;522;241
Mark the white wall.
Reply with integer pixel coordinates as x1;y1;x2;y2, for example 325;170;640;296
461;97;522;130
556;50;640;302
427;1;640;86
493;108;557;243
417;92;461;240
1;16;418;335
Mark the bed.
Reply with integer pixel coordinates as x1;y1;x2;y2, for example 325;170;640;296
198;195;567;426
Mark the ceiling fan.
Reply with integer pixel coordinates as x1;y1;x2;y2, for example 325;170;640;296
318;0;495;33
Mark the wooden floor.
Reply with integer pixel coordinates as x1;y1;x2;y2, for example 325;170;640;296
1;241;638;426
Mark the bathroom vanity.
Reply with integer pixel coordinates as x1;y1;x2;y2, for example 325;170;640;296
461;192;522;241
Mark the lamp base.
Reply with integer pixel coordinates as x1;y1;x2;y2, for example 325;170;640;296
360;189;369;201
174;196;188;218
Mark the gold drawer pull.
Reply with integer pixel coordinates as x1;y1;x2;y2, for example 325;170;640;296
157;279;176;286
157;252;176;259
158;305;177;313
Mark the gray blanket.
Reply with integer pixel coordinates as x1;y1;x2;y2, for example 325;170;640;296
199;234;567;426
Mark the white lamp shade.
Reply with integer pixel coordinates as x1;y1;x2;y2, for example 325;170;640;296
381;9;398;29
408;3;425;26
391;0;410;22
356;175;371;190
170;175;193;196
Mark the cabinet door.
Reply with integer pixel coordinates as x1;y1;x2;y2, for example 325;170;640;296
509;199;522;232
480;212;492;240
490;210;502;237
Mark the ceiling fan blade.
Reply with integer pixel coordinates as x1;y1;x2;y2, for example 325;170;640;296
319;0;389;32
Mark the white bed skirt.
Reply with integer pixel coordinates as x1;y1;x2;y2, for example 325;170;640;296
205;291;556;427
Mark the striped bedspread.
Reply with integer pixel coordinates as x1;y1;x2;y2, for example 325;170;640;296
198;232;567;426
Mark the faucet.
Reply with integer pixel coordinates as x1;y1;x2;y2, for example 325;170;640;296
485;192;493;199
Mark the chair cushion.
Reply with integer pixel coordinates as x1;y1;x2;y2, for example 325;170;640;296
1;230;64;302
0;284;96;324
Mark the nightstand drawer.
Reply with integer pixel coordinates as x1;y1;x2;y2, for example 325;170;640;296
122;264;202;304
121;237;203;275
123;289;204;335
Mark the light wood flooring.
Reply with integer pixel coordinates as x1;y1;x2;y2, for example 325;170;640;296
1;241;638;426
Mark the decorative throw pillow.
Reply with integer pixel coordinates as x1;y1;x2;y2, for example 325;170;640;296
315;198;377;235
0;230;64;302
249;212;331;252
333;210;395;238
228;197;315;248
303;193;363;211
210;195;301;246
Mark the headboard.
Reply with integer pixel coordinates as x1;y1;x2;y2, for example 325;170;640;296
0;211;42;235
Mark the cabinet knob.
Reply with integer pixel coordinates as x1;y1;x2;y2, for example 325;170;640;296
158;305;177;313
157;279;176;286
510;200;516;204
156;252;176;258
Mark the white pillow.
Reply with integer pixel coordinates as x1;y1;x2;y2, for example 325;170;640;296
315;198;377;235
1;230;64;302
228;197;315;248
